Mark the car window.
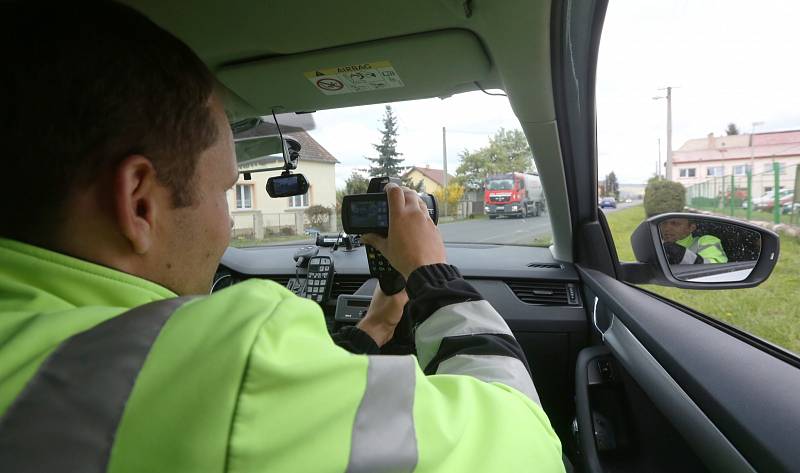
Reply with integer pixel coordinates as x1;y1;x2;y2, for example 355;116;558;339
228;91;552;248
597;0;799;354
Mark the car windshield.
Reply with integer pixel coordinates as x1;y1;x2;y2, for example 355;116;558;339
487;179;514;190
228;91;552;248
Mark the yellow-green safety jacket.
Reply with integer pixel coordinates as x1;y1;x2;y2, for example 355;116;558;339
0;238;563;472
676;234;728;264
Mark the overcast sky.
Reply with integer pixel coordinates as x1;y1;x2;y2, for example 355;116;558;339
308;0;799;188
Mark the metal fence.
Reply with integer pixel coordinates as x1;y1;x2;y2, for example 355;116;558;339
231;211;302;240
686;163;800;225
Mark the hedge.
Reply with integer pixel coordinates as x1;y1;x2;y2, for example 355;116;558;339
644;177;686;217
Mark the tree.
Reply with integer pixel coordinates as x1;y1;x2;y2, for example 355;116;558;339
604;171;620;201
344;171;369;195
725;123;740;135
454;128;534;190
402;177;425;192
367;105;405;177
336;171;370;215
433;182;465;217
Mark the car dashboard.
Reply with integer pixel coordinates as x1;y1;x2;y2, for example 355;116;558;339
214;241;590;445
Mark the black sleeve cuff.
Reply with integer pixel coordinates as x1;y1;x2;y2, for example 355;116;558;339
331;325;380;354
406;264;484;325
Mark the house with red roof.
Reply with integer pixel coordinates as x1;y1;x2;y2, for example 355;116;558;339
402;166;455;194
671;130;800;194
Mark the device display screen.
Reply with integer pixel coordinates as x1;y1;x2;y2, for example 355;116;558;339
348;299;371;308
348;200;389;229
267;173;309;198
273;175;301;194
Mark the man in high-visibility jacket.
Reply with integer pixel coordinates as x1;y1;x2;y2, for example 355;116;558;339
0;2;564;472
659;218;729;264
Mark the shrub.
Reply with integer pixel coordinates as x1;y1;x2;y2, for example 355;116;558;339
279;226;295;236
433;183;465;217
644;177;685;217
306;205;331;230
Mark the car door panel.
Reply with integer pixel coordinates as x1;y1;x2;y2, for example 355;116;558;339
578;267;800;473
575;345;711;473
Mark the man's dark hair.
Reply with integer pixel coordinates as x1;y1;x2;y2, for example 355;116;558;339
0;1;219;243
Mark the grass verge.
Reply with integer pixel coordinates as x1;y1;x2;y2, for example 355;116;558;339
605;205;800;354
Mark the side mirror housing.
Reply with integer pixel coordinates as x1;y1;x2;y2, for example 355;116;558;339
622;212;780;289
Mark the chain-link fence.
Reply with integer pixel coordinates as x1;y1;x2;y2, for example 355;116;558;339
686;163;800;225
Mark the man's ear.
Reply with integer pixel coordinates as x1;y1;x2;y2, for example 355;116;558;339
113;155;162;254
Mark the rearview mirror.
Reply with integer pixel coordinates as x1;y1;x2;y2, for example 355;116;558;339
235;136;301;170
235;135;283;163
624;213;779;289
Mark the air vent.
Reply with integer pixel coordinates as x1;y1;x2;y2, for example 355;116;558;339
267;275;293;288
527;262;563;269
506;281;579;305
330;275;370;299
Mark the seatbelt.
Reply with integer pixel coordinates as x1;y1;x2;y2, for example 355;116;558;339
0;296;195;473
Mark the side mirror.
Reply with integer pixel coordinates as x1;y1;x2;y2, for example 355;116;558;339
623;212;779;289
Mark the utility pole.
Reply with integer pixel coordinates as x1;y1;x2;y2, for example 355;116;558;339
747;121;764;220
666;87;672;180
442;126;448;217
653;86;676;180
657;137;662;178
749;121;764;174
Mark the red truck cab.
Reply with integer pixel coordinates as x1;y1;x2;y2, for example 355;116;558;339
484;172;543;218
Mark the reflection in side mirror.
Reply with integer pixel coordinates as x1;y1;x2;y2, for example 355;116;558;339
626;212;780;289
657;217;761;283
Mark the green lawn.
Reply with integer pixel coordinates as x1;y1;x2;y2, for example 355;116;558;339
692;205;795;225
605;205;800;354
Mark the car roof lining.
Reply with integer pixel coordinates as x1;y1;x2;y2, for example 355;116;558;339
217;29;492;114
123;0;555;122
124;0;573;260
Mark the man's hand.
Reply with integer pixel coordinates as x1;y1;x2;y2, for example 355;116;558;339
663;241;686;264
361;183;447;279
663;241;703;264
356;284;409;347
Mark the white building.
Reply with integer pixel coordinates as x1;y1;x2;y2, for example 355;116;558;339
228;125;338;237
671;130;800;194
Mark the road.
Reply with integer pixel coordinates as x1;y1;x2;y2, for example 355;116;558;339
438;202;637;245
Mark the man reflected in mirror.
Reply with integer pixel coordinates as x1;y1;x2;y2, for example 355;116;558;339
659;218;728;264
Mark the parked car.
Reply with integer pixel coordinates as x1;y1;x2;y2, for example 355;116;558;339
753;189;794;211
599;197;617;209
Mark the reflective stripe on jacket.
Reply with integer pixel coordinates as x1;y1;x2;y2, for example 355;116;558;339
676;234;728;264
0;238;563;473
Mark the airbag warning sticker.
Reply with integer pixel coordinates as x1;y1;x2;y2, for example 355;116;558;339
305;61;404;95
